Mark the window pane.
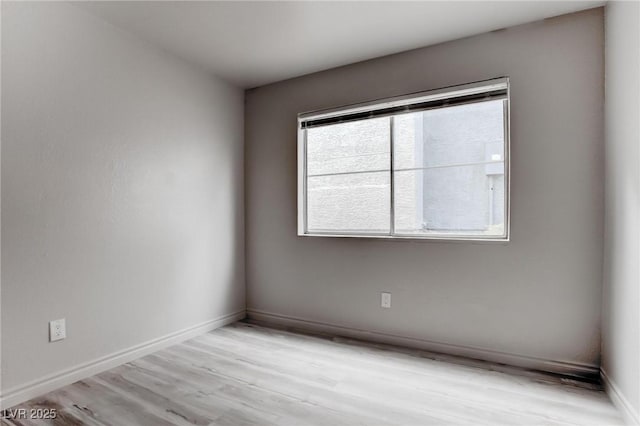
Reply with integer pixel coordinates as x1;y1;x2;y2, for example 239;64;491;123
307;117;390;176
306;116;391;234
394;165;505;237
393;100;506;238
307;172;390;233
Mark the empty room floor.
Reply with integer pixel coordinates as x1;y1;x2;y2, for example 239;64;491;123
2;322;622;426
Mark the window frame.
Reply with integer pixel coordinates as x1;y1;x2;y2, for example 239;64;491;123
297;77;511;242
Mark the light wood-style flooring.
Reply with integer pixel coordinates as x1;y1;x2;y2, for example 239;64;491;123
2;321;623;425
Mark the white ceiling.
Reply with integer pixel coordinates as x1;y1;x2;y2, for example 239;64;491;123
78;1;605;88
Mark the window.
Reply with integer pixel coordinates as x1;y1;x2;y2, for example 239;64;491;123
297;78;510;241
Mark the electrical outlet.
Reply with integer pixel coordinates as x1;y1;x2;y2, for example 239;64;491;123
49;318;66;342
381;292;391;308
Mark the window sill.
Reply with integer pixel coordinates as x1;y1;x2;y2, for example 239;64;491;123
298;232;510;243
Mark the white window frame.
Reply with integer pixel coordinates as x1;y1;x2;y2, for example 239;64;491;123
297;77;511;242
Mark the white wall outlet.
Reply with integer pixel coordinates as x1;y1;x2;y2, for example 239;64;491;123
381;292;391;308
49;318;66;342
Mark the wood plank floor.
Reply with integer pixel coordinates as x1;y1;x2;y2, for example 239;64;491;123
2;321;623;426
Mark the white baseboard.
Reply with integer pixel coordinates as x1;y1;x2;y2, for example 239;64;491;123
602;368;640;425
0;310;245;410
246;308;599;380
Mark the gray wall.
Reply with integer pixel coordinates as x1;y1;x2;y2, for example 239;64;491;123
602;1;640;422
246;9;604;371
1;2;244;392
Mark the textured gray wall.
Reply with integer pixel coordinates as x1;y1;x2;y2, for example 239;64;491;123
602;1;640;421
246;9;604;370
1;2;245;392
